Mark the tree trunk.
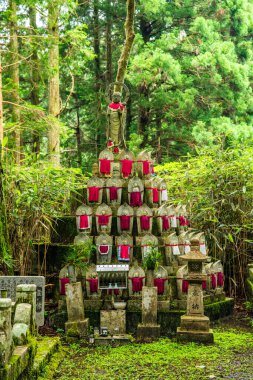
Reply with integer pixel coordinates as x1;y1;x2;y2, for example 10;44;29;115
138;81;150;148
93;0;102;156
29;6;40;159
9;0;21;165
115;0;135;92
0;56;3;146
48;0;60;166
106;0;112;86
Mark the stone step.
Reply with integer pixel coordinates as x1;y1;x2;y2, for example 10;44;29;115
32;336;61;379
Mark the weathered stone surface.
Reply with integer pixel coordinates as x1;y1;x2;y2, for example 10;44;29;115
176;328;214;344
65;282;85;322
142;287;157;325
136;324;160;342
94;335;131;346
14;303;32;325
0;298;12;367
179;315;210;331
16;284;37;332
12;323;29;345
100;310;126;335
65;319;89;338
0;277;44;326
187;284;204;316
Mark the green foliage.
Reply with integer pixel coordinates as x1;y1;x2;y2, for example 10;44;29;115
55;329;253;379
142;246;161;270
156;143;253;296
64;240;95;271
3;159;87;274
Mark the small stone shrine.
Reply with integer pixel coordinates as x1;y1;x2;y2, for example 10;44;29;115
176;247;214;343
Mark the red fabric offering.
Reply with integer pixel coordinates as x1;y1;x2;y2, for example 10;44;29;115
182;279;189;293
120;215;131;230
88;187;100;202
129;277;145;293
99;245;109;254
79;215;89;229
97;214;110;225
130;191;142;206
86;278;98;293
143;161;150;175
162;216;170;231
202;280;207;290
109;102;125;110
140;215;151;230
217;272;224;287
153;188;159;203
179;215;190;226
121;159;133;178
99;158;111;175
109;186;118;201
60;278;70;295
154;278;167;295
119;245;130;260
211;274;217;289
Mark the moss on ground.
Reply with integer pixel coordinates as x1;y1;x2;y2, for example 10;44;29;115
53;326;253;380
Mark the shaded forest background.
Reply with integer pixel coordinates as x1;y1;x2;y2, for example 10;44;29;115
1;0;253;297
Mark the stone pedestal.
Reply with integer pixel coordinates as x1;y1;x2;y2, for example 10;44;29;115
137;287;160;341
100;310;126;335
0;298;13;367
65;282;89;339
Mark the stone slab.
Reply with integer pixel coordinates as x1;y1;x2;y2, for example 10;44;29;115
94;335;131;346
157;300;170;312
65;319;89;338
176;327;214;344
100;310;126;335
136;323;160;342
142;287;158;325
0;276;45;326
180;315;210;332
65;282;85;322
14;303;32;325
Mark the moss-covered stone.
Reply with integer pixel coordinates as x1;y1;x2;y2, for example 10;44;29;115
205;298;234;320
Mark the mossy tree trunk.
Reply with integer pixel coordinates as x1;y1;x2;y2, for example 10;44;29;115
9;0;21;165
0;144;12;274
29;5;40;159
115;0;135;92
48;0;60;166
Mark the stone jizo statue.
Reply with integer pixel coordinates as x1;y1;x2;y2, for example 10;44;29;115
107;91;126;147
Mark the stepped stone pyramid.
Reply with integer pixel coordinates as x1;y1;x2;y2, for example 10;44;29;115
58;86;226;322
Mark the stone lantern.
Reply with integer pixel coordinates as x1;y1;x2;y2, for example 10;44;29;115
176;245;214;343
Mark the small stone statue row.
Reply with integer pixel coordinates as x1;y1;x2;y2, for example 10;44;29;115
76;203;189;236
74;230;207;266
98;148;154;179
84;264;168;297
86;175;168;208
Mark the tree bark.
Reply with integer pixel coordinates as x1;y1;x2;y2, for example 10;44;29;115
0;56;3;146
48;0;60;166
29;6;40;158
115;0;135;92
9;0;21;165
93;0;102;156
106;0;112;85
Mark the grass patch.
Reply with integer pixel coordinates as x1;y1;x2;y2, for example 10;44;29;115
54;329;253;380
